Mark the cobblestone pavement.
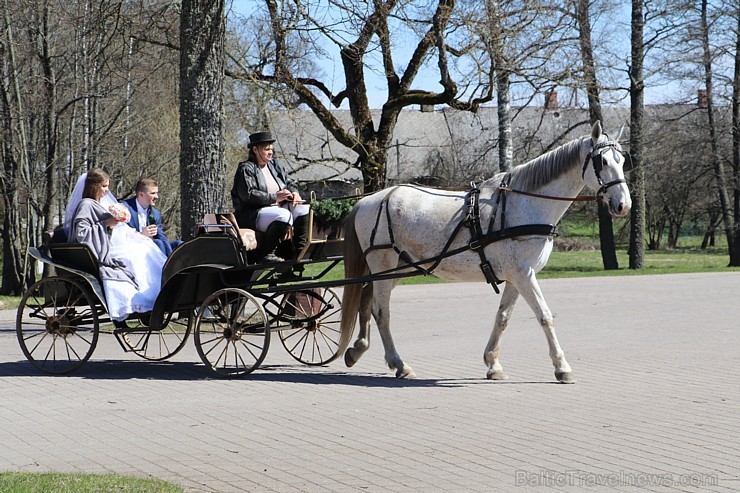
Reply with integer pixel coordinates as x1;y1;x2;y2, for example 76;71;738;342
1;273;739;492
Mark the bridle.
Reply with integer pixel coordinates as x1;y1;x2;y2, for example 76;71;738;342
490;138;631;203
582;139;628;196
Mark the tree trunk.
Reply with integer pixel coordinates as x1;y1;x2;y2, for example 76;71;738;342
180;0;226;239
488;0;512;173
39;0;57;233
0;40;25;295
628;0;646;269
575;0;618;269
731;4;740;266
496;72;513;172
340;42;383;192
700;0;734;258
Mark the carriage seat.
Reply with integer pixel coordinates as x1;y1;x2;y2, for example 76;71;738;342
201;213;257;251
47;243;100;278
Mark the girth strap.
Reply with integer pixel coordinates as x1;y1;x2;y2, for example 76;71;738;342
465;182;557;294
466;183;502;292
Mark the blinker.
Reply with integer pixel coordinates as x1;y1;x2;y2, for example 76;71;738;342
621;152;634;172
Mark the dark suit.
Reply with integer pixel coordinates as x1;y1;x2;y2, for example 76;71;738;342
121;197;182;256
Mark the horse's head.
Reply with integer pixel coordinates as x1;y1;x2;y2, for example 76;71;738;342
582;121;632;217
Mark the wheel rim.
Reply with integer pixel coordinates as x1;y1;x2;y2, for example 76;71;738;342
16;277;100;374
119;311;193;361
194;288;269;377
278;288;342;365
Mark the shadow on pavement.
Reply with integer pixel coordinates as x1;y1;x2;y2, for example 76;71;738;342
0;359;558;386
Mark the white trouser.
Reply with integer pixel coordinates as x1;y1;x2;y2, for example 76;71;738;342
256;203;310;232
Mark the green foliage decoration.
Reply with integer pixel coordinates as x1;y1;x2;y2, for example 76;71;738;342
311;197;358;226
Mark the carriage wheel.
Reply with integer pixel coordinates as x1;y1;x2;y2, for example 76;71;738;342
194;288;269;377
277;288;342;366
119;311;194;361
16;277;100;374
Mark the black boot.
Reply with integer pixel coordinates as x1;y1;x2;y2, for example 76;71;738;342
292;214;310;261
260;221;290;262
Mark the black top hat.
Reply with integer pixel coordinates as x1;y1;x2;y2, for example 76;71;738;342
248;131;276;148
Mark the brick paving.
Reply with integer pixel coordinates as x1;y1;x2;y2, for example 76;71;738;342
0;272;739;492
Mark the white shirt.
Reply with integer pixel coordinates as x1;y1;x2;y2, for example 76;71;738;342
136;200;148;232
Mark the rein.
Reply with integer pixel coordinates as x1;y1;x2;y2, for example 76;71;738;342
495;185;597;202
311;184;599;204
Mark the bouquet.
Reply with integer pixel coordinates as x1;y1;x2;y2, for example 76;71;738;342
108;203;132;223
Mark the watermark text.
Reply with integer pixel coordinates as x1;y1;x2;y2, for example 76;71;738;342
514;469;719;488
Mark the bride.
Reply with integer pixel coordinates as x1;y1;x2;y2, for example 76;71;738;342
64;168;167;324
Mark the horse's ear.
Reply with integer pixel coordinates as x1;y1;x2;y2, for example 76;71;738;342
591;120;602;140
615;125;625;142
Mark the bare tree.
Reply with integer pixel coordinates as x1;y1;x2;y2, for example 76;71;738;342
227;0;503;193
463;0;574;174
698;0;734;256
0;0;183;293
573;0;618;269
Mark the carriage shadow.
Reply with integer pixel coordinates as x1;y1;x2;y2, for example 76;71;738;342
0;359;559;386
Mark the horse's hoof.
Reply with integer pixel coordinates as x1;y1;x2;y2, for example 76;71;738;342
555;371;576;384
487;370;508;380
344;349;357;368
396;367;416;379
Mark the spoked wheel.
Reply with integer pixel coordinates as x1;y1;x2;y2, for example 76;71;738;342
194;288;269;377
117;311;194;361
16;277;100;374
277;288;342;365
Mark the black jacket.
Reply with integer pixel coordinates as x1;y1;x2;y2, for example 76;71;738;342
230;158;299;229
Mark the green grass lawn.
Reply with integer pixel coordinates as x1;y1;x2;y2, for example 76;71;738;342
539;246;740;278
0;472;184;493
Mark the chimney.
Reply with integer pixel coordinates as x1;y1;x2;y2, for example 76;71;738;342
420;104;435;113
697;89;708;108
544;91;558;111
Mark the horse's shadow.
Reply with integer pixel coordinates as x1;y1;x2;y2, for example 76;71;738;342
0;359;559;386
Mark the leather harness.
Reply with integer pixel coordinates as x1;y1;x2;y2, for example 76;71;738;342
363;139;626;294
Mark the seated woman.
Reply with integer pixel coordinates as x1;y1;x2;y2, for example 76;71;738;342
230;131;310;263
65;168;167;325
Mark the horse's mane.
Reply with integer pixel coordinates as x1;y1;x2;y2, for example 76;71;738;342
503;136;587;191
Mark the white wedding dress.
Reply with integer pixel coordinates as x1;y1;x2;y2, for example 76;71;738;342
65;173;167;321
105;223;166;320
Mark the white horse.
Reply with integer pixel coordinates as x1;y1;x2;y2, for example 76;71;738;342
337;121;631;383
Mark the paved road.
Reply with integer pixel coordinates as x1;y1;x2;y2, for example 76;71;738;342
1;273;739;492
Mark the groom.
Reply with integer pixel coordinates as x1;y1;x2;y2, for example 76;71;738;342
121;178;182;256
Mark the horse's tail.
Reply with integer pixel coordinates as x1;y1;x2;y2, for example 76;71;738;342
336;204;368;362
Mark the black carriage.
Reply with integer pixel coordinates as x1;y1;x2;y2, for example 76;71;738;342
16;211;346;377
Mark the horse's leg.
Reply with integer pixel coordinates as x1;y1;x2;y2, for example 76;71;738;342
513;274;575;384
344;283;373;367
484;282;520;380
372;279;415;379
